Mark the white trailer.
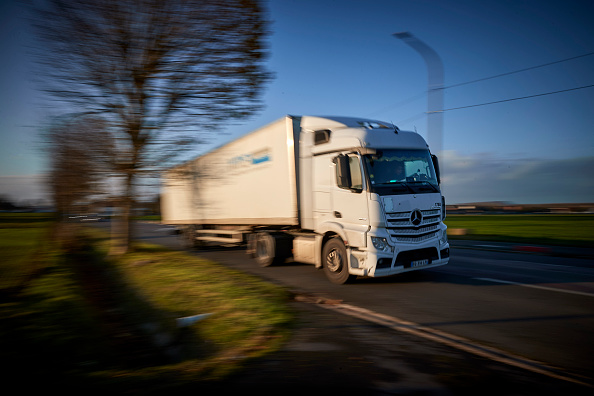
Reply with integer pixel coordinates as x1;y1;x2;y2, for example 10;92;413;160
161;115;450;283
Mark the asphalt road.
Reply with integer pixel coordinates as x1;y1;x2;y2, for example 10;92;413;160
116;222;594;385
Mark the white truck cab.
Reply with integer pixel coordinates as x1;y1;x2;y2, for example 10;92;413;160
295;116;449;283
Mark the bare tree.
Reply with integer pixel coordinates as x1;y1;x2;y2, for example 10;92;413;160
45;114;113;218
32;0;272;253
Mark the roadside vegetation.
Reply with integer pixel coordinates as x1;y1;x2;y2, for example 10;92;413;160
0;213;292;392
445;214;594;247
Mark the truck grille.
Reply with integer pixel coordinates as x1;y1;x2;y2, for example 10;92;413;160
386;209;441;243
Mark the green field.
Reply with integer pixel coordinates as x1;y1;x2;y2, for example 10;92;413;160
0;214;292;391
0;213;55;289
445;214;594;247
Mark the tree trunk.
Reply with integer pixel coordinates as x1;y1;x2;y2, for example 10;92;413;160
109;172;134;255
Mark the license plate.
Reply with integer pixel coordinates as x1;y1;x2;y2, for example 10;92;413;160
411;259;429;268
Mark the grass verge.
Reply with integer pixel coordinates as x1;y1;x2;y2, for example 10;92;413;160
0;214;292;392
445;214;594;247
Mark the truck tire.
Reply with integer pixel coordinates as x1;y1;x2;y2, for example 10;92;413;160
254;232;276;267
322;237;355;284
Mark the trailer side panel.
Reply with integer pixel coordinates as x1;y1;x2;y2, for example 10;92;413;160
161;117;299;226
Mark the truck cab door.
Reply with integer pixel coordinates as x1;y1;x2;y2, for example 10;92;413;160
331;153;369;247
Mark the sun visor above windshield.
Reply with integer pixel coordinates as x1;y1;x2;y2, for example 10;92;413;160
300;116;397;131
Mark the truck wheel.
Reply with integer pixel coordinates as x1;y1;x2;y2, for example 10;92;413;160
254;232;276;267
322;238;355;284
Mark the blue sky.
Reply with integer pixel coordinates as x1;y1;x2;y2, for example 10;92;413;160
1;0;593;204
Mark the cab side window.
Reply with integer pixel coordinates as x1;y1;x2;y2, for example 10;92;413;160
334;153;363;192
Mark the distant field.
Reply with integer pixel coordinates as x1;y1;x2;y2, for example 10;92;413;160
0;212;55;226
0;213;54;289
445;214;594;247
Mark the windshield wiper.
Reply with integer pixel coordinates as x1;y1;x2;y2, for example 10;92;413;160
375;181;414;193
406;181;439;192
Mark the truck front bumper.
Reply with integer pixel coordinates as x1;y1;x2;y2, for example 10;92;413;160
348;239;450;278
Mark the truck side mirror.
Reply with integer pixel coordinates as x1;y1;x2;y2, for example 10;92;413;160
431;154;441;185
334;154;352;189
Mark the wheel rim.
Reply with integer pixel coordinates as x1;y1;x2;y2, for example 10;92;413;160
256;240;267;258
326;248;343;272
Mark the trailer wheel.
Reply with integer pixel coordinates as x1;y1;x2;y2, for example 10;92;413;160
322;237;355;284
181;226;201;250
254;232;276;267
246;233;257;258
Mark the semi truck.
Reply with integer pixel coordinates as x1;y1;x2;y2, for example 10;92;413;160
161;115;449;284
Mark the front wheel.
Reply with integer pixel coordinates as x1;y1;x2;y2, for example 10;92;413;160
322;238;355;284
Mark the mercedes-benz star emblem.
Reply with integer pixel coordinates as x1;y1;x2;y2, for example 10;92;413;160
410;209;423;226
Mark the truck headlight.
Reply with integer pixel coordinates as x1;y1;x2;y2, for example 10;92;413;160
371;237;393;252
440;230;448;245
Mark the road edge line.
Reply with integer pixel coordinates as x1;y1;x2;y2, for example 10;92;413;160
475;277;594;298
312;301;592;388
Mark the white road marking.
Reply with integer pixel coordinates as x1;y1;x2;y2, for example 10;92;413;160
539;263;579;269
314;301;592;388
475;277;594;298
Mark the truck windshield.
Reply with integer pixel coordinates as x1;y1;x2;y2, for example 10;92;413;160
363;149;439;195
